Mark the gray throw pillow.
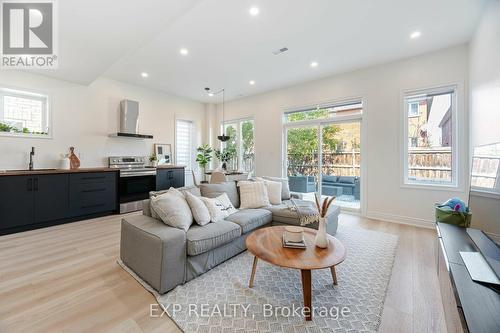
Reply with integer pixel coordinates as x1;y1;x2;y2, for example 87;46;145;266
262;176;291;200
200;181;240;208
185;191;211;226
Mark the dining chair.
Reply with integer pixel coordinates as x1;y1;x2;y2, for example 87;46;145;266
231;173;249;181
210;171;227;183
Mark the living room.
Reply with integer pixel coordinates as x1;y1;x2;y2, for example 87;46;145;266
0;0;499;332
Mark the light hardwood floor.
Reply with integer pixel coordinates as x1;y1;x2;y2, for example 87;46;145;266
0;213;447;333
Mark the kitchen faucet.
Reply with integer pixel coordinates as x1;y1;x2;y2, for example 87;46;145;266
29;147;35;170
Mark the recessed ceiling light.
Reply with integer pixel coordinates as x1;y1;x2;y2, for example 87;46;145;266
410;31;421;39
249;7;259;16
141;72;148;78
249;80;256;85
310;61;319;68
180;48;189;55
208;92;214;97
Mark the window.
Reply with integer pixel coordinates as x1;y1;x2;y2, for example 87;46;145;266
221;118;255;172
403;86;457;186
471;142;500;194
176;120;194;171
0;88;49;137
284;102;362;122
283;100;363;210
408;102;420;117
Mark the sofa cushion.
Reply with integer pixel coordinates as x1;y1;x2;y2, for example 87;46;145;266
225;209;272;234
200;182;240;208
262;176;291;200
186;221;241;256
185;191;211;226
200;193;237;222
338;176;355;184
150;188;193;231
238;181;270;209
322;175;338;183
256;178;282;205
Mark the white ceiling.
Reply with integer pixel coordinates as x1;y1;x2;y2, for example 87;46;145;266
33;0;486;101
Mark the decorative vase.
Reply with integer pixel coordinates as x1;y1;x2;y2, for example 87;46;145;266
151;161;158;167
222;162;227;171
315;217;329;248
69;147;80;170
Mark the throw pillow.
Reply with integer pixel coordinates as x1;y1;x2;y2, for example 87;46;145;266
200;182;240;208
150;187;184;219
200;193;236;222
238;181;270;209
262;176;291;200
185;191;211;226
150;189;193;231
262;179;282;205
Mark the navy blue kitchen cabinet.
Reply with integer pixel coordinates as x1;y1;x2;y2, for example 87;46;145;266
0;171;118;235
156;167;185;191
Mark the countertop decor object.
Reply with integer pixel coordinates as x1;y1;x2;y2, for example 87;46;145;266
284;226;304;243
69;147;80;170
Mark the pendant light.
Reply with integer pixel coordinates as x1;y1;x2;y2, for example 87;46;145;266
205;87;230;142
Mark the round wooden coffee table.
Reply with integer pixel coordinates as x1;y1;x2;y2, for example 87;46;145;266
246;226;346;321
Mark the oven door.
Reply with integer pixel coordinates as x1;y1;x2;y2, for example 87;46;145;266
119;174;156;203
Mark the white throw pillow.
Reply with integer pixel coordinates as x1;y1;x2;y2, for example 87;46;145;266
262;176;291;200
185;191;211;226
150;187;183;219
238;181;270;209
150;189;193;231
200;193;236;222
263;179;282;205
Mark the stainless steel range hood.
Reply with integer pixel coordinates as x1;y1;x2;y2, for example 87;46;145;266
110;100;153;139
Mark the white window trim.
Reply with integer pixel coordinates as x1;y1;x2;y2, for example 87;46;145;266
0;86;52;139
220;117;255;171
400;84;460;190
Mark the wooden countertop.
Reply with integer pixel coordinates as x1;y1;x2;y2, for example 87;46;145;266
155;165;185;169
0;167;119;177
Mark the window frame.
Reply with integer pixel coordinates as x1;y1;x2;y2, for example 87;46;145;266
401;85;459;189
0;86;52;139
220;117;255;172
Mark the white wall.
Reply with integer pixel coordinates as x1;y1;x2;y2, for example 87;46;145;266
213;45;470;226
469;0;500;240
0;73;205;170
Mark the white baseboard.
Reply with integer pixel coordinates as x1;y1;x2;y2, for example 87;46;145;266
366;211;435;229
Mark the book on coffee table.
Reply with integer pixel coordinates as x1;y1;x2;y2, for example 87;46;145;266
282;235;307;249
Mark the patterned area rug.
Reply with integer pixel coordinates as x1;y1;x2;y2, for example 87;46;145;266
119;225;398;332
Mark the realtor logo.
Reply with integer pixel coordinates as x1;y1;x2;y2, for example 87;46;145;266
1;0;58;68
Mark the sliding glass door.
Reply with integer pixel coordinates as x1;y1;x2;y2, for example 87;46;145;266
321;121;361;209
284;102;362;210
286;125;320;195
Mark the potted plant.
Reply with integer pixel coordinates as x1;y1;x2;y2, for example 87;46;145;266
195;144;213;182
149;154;158;167
214;146;236;171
